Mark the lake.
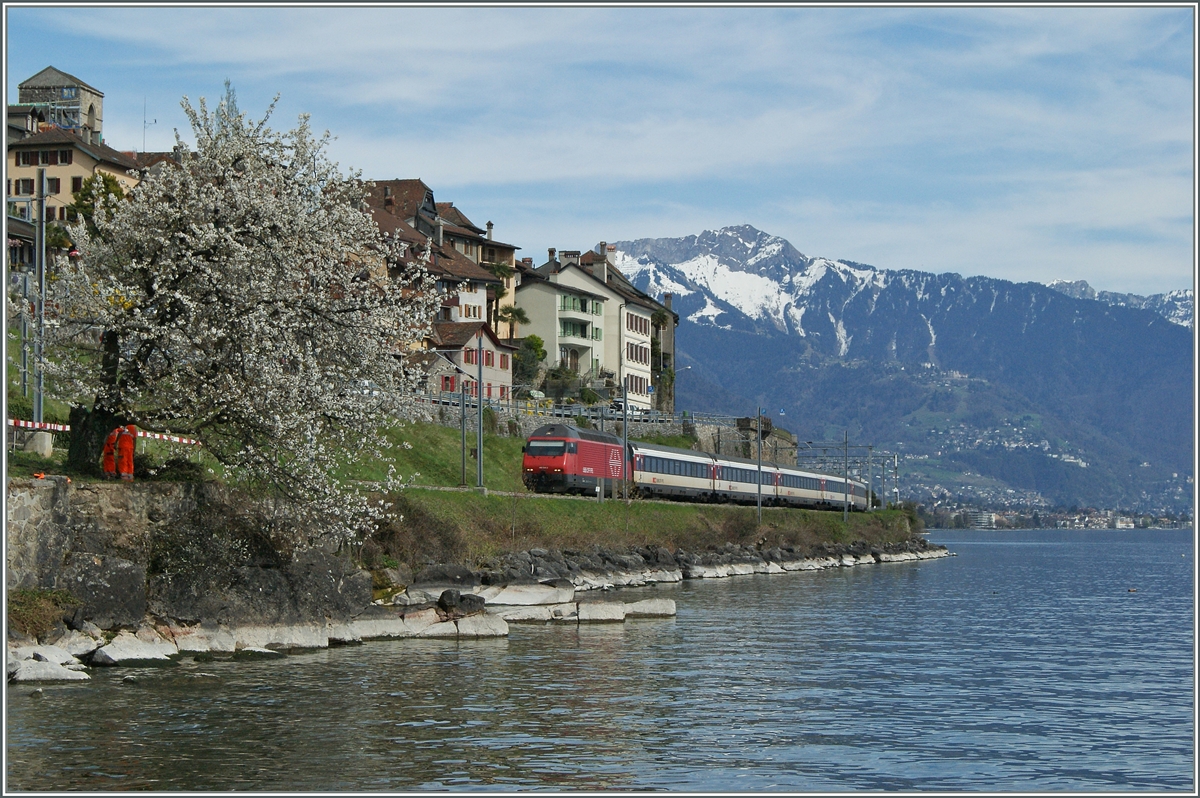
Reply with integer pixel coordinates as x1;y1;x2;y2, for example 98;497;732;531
6;529;1194;790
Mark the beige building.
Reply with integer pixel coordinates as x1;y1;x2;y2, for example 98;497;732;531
515;247;674;411
7;127;139;222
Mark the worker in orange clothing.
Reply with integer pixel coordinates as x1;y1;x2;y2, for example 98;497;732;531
101;427;119;479
116;425;136;482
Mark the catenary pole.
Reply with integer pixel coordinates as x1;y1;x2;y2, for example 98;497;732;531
460;378;467;486
34;168;46;424
756;407;763;524
843;429;849;522
477;332;484;488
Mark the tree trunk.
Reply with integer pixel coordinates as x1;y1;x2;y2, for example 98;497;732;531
67;403;126;474
67;330;127;473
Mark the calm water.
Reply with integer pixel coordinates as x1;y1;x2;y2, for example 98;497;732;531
6;529;1194;791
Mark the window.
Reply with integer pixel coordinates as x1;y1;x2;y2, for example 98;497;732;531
499;353;509;370
46;178;60;194
487;248;495;261
486;383;492;398
500;385;508;399
442;375;456;392
17;152;34;166
58;206;66;220
626;312;650;336
593;302;603;316
592;327;602;341
484;350;494;367
71;176;83;193
59;150;72;165
464;348;477;365
16;179;33;195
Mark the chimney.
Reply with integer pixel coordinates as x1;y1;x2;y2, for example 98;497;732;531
606;243;617;265
486;221;494;241
436;220;444;246
548;247;556;264
521;257;533;266
664;293;672;310
598;241;607;255
383;185;394;212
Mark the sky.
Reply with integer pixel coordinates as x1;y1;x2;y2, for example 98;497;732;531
6;5;1195;295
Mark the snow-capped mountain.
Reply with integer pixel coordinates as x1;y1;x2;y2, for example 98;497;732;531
606;225;1193;513
1046;279;1193;329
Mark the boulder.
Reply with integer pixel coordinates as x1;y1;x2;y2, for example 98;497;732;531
455;614;509;638
577;602;626;623
437;589;486;616
548;603;579;622
9;659;89;682
839;555;858;567
91;631;178;666
643;569;683;583
53;629;103;659
624;599;677;618
855;554;877;565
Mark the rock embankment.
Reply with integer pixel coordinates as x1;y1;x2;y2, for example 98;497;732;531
7;477;949;681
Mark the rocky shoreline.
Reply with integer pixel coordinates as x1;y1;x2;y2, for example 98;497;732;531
7;477;950;682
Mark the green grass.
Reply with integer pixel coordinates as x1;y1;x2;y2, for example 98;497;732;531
378;488;918;568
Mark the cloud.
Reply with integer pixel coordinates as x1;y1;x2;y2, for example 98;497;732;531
7;6;1192;294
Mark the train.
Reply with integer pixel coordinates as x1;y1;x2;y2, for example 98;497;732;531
521;424;870;511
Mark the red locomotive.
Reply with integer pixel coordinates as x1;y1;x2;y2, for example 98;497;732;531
522;424;625;496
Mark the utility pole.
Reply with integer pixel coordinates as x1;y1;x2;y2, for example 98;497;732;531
867;445;873;511
893;454;900;508
477;333;484;488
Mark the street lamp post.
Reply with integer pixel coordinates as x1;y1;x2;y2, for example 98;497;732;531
34;168;46;424
843;429;849;523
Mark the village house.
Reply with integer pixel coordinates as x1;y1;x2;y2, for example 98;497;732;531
514;244;677;411
424;321;518;401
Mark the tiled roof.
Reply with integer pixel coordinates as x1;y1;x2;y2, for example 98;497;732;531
364;179;435;223
19;66;102;96
7;128;138;171
431;321;517;351
435;202;483;233
429;243;501;285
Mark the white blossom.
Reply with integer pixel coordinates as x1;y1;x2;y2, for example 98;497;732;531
43;95;441;544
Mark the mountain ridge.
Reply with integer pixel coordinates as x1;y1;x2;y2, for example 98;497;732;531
608;226;1193;514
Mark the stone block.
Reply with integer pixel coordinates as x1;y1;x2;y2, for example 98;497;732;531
232;624;327;651
624;599;677;618
398;607;442;636
490;605;552;623
455;614;509;638
415;620;460;638
54;630;103;659
22;432;53;458
577;602;626;623
856;554;877;565
479;583;575;606
839;555;857;567
348;618;411;640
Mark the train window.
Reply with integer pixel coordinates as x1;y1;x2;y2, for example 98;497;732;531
526;441;565;457
566;442;577;454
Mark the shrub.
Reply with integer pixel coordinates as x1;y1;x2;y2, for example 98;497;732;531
8;588;80;639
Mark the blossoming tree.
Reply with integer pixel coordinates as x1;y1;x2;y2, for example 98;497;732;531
46;95;439;542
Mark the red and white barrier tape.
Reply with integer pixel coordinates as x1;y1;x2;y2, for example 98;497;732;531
7;419;70;432
7;419;201;446
136;430;201;446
